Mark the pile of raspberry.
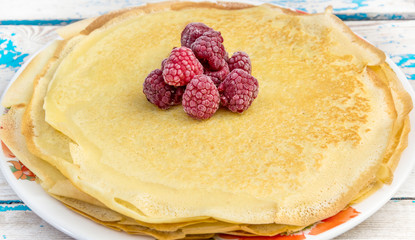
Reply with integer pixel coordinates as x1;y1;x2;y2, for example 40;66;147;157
143;22;259;120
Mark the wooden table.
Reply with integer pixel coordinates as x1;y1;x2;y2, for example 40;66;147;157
1;1;414;239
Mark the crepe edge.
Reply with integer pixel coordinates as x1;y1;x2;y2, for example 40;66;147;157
48;1;399;226
1;0;413;232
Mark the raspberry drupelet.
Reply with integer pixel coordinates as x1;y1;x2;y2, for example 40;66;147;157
143;69;185;109
182;75;220;120
218;69;259;113
228;51;251;74
162;47;204;86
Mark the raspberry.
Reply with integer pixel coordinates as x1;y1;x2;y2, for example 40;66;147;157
191;30;226;71
218;69;259;113
163;47;204;86
181;22;212;48
228;51;251;74
182;75;220;120
143;69;185;109
204;60;229;86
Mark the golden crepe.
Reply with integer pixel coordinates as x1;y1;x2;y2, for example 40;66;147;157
0;17;256;239
1;22;311;238
0;1;412;239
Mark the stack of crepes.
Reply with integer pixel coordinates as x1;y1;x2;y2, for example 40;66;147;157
0;1;412;239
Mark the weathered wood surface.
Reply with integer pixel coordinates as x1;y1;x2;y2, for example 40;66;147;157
1;15;415;240
0;0;415;22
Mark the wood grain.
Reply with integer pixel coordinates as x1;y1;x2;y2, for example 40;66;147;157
336;200;415;239
0;210;72;240
0;26;57;93
346;20;415;81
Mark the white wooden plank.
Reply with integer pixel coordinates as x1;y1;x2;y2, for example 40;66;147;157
0;0;414;21
335;200;415;239
0;209;72;240
0;179;19;200
347;20;415;81
393;166;415;198
346;20;415;54
0;26;58;93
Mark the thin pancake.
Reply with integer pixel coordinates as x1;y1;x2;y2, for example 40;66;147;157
1;1;411;239
1;47;287;240
14;24;310;237
9;33;263;238
42;1;411;226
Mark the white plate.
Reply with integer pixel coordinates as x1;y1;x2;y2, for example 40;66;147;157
1;8;415;240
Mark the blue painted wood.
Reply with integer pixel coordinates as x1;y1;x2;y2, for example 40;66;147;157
336;13;415;21
270;0;415;20
0;19;82;26
0;204;31;212
0;37;29;69
2;14;414;26
0;30;31;92
391;54;415;80
0;200;24;204
0;200;30;212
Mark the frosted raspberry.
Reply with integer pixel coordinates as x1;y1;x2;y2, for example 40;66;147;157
218;69;259;113
191;30;226;70
143;69;185;109
182;75;220;120
181;22;212;48
204;60;229;86
228;51;251;74
163;47;204;86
